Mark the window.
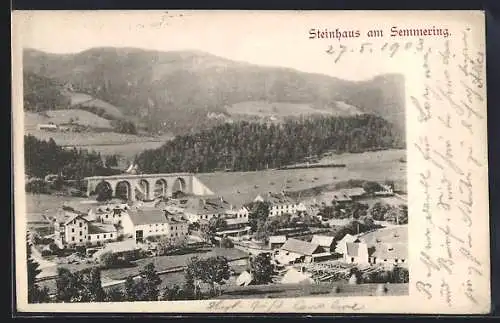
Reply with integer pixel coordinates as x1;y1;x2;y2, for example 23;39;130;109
351;257;354;262
97;235;100;239
105;214;108;219
72;237;75;241
71;228;75;233
79;231;82;236
79;222;82;228
79;239;83;242
110;234;113;237
88;236;91;240
104;234;107;238
401;259;405;263
384;259;387;262
395;259;399;263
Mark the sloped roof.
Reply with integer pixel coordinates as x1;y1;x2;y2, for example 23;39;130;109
371;243;407;260
357;226;408;244
340;188;366;197
335;233;358;254
346;242;361;257
269;235;287;244
88;223;116;234
310;235;335;248
127;208;186;226
57;212;89;225
281;238;322;256
184;196;232;215
255;192;297;205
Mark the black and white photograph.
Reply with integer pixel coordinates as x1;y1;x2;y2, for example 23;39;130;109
13;10;489;314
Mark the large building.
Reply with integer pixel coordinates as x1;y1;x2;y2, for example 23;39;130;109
171;196;249;228
338;226;408;269
53;211;118;248
254;192;306;217
125;208;189;244
274;238;331;265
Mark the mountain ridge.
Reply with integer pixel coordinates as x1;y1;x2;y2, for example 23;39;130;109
23;47;406;137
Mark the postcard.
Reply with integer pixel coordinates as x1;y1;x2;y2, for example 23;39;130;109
12;10;490;314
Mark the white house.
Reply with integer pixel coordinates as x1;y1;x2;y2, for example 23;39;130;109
254;192;306;217
87;223;118;245
334;233;358;254
53;211;119;248
344;240;370;265
54;212;89;248
181;196;249;227
127;208;189;244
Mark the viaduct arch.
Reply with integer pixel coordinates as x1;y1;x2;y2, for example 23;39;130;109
84;173;213;202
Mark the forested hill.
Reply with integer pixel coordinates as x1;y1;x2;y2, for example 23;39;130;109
136;114;404;174
24;48;405;136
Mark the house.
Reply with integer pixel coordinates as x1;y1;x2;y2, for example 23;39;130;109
37;123;58;131
310;235;335;252
275;238;330;264
339;227;408;268
334;233;357;254
320;191;352;206
87;223;118;245
54;212;89;248
340;188;367;200
344;240;370;265
127;208;189;244
374;184;395;197
53;209;123;248
254;192;306;217
268;235;287;249
182;196;249;228
369;243;407;268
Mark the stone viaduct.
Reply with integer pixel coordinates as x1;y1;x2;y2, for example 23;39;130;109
84;173;214;201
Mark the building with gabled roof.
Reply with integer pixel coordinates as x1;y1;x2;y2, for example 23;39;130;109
125;207;189;244
254;192;306;217
275;238;331;264
310;235;335;251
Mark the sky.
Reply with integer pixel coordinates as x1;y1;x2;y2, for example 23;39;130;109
13;10;408;81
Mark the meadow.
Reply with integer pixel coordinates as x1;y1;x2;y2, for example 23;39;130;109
197;149;407;206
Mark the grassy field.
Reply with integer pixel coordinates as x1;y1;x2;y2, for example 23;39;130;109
197;149;406;207
217;282;409;299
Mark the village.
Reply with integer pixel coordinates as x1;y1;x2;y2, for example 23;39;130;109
28;165;409;300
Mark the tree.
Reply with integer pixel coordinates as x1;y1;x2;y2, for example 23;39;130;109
186;256;230;296
99;251;118;269
138;262;162;301
95;181;113;202
248;201;270;231
80;267;106;302
392;266;409;283
55;267;105;303
27;239;50;303
105;287;125;302
370;202;390;221
200;217;227;242
220;237;234;248
250;253;274;285
105;155;119;168
124;276;137;301
362;181;383;194
398;205;408;225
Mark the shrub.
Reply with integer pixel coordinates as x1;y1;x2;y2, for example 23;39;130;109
220;237;234;248
41;249;52;257
99;251;118;268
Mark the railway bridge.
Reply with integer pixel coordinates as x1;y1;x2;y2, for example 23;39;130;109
84;173;214;201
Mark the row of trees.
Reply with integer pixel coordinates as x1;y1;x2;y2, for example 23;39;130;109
136;114;404;173
370;202;408;225
24;135;119;181
318;202;370;220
